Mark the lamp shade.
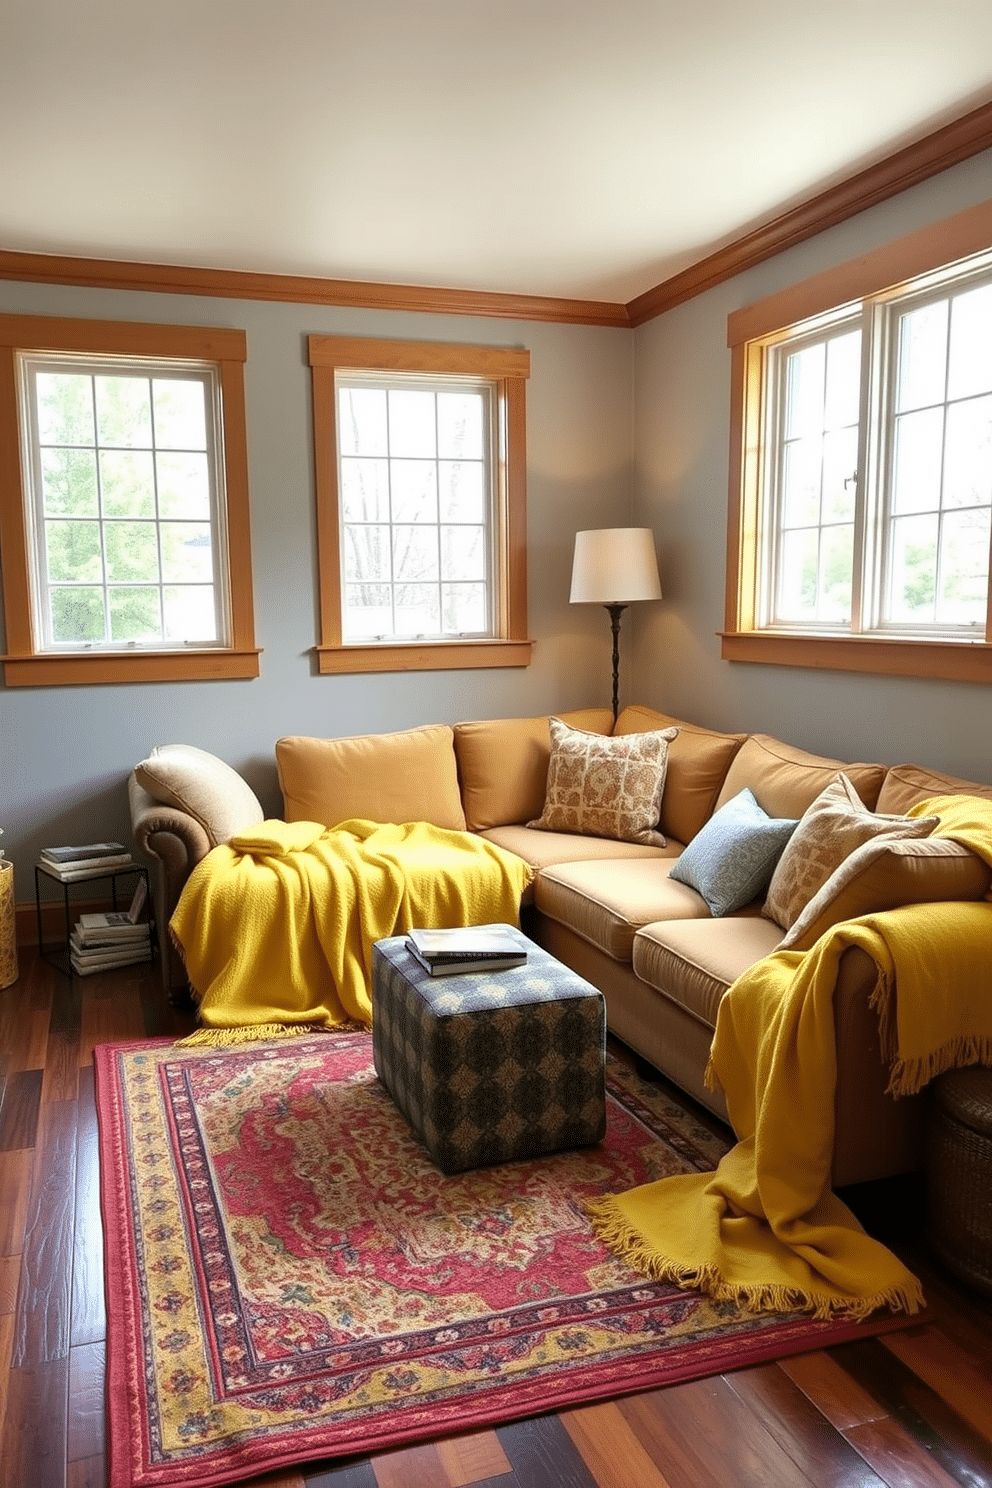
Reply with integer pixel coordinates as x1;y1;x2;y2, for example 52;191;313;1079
569;528;662;605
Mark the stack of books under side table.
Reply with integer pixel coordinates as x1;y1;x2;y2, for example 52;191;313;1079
35;843;155;976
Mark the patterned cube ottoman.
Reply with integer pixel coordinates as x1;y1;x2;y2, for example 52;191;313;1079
372;925;606;1174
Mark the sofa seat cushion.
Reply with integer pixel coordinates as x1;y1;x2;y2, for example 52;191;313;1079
276;725;466;832
613;705;745;845
534;858;713;962
479;824;678;873
454;709;613;831
632;917;784;1030
715;733;886;818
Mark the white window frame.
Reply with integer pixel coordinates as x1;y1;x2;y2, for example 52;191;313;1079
0;315;259;687
724;198;992;685
308;335;532;675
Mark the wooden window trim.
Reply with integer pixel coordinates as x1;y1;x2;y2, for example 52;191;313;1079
308;335;532;675
723;198;992;685
0;314;260;686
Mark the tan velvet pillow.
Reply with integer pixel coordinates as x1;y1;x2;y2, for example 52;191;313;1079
134;743;264;847
454;709;613;831
527;718;678;846
778;836;992;951
763;773;939;931
715;733;886;819
614;705;745;845
276;724;466;831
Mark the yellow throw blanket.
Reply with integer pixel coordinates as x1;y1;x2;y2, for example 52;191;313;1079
171;818;533;1042
589;794;992;1320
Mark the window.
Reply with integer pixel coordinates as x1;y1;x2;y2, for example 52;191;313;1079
724;198;992;684
0;315;259;685
308;336;531;674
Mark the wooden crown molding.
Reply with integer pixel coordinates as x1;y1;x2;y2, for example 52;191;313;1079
626;96;992;326
2;99;990;330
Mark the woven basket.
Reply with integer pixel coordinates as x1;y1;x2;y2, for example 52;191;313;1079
0;858;17;989
926;1064;992;1297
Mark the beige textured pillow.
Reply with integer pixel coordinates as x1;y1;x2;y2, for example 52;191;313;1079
527;718;678;846
778;836;992;952
134;744;264;847
454;709;613;831
276;724;466;831
763;773;939;931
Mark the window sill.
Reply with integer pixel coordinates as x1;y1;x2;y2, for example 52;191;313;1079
2;649;262;687
315;638;534;675
720;630;992;684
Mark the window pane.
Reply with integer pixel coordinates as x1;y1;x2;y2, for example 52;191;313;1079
947;283;992;401
152;379;207;450
896;301;948;412
338;388;388;456
891;407;943;514
820;525;854;622
822;427;858;522
781;437;822;526
393;525;438;582
394;582;440;636
157;452;211;519
161;523;213;583
344;524;391;583
95;375;153;447
888;513;938;621
36;372;94;445
439;460;485;521
388;389;436;458
824;330;861;429
105;521;159;582
389;459;437;521
442;582;486;632
784;343;825;440
164;585;216;642
46;520;102;582
937;507;990;625
777;528;820;620
942;395;992;508
441;524;485;580
109;587;162;642
50;586;105;642
342;582;392;639
99;449;155;517
40;448;97;516
341;458;389;522
437;392;484;458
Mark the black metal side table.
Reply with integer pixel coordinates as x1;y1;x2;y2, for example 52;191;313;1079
34;860;157;978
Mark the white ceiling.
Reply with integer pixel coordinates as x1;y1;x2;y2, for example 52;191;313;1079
3;0;992;305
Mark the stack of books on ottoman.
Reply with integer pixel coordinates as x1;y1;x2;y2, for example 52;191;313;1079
39;841;134;881
406;925;528;977
69;881;153;976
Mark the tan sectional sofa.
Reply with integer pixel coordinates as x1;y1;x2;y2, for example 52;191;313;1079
128;703;992;1190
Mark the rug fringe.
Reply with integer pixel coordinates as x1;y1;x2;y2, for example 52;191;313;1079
585;1197;926;1322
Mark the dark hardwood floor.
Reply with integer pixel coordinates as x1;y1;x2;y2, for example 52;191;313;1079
2;947;991;1488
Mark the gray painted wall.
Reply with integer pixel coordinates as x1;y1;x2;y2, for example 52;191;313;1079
631;148;992;782
0;282;633;899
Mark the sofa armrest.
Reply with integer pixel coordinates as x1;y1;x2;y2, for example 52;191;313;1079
129;773;212;997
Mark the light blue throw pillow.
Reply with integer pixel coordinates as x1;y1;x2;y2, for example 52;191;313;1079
669;788;798;917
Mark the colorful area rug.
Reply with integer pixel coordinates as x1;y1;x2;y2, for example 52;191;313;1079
96;1031;914;1488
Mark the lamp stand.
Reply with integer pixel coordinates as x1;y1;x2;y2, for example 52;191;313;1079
605;602;627;723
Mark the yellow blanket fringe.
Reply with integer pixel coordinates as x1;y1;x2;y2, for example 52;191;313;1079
170;817;533;1044
590;793;992;1321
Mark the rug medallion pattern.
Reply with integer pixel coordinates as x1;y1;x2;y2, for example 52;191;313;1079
97;1031;904;1488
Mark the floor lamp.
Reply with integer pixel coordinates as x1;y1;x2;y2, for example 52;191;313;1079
570;528;662;721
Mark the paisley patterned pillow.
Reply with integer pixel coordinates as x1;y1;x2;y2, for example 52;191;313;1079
527;718;678;847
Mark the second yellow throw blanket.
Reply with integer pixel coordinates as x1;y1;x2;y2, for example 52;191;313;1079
589;794;992;1320
171;818;533;1039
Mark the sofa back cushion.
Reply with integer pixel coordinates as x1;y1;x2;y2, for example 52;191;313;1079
613;705;745;844
454;709;613;831
876;762;992;814
715;733;885;819
276;724;466;830
134;744;264;848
